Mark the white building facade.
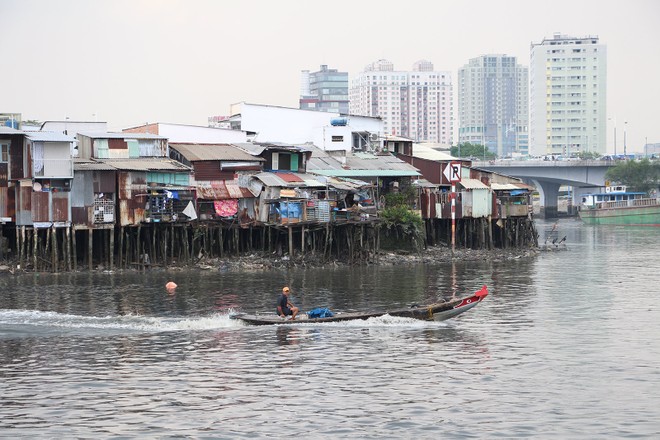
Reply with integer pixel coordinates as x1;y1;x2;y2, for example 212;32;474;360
349;60;453;146
529;34;607;156
226;102;383;162
458;55;528;157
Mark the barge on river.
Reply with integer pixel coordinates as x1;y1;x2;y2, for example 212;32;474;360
578;186;660;226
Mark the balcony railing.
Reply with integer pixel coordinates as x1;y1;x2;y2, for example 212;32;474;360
34;159;74;178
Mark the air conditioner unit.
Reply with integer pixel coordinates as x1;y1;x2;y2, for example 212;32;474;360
369;133;379;142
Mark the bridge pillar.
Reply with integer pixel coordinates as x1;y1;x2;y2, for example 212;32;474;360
532;180;560;219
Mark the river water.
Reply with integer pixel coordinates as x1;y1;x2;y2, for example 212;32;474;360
1;219;659;439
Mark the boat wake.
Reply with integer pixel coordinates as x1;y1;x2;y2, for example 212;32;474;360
250;314;450;328
0;309;453;338
0;309;241;337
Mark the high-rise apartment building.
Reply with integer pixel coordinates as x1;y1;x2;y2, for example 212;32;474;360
299;65;349;114
458;55;528;157
349;59;453;145
529;34;607;156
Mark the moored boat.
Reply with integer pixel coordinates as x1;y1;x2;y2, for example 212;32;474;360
578;186;660;226
230;285;488;325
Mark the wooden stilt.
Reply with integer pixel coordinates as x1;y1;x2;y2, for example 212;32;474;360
33;228;39;271
118;226;124;269
72;228;78;271
88;229;93;270
137;225;142;271
52;227;58;273
65;226;71;271
109;227;114;270
234;227;239;256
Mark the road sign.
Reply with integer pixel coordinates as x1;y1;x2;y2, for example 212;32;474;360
443;162;462;183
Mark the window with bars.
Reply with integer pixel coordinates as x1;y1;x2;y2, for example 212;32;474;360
93;194;115;224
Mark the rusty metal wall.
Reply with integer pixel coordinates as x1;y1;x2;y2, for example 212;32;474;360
52;192;70;222
95;170;115;193
0;163;7;217
0;187;7;218
118;172;147;226
109;138;127;150
119;199;146;226
31;191;49;222
398;154;443;185
25;142;33;178
195;162;224;181
9;136;24;179
71;206;89;226
0;163;7;186
6;185;15;219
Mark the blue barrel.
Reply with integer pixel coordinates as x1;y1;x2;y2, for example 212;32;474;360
330;117;348;126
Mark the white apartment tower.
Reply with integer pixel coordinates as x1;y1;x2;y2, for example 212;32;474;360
349;59;453;145
530;34;607;156
458;55;528;157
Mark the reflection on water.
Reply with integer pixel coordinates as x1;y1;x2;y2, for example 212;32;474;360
1;219;659;438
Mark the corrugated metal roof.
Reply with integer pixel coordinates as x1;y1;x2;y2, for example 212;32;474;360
413;178;437;188
384;135;414;142
347;153;420;172
26;131;76;142
95;158;192;171
412;144;456;161
77;131;167;140
169;143;263;162
305;144;346;171
307;155;345;171
262;142;313;152
231;142;266;156
460;178;489;190
196;181;256;199
73;159;118;171
491;183;533;191
254;172;326;188
324;177;372;191
311;169;419;177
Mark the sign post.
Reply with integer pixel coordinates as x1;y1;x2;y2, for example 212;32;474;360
443;162;462;253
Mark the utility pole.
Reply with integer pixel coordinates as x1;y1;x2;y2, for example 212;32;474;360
609;117;617;155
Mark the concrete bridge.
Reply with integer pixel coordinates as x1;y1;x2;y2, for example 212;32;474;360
472;159;615;218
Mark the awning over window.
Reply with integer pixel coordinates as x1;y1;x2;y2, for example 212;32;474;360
196;181;256;200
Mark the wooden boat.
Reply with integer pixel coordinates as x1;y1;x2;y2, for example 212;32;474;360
578;186;660;226
230;285;488;325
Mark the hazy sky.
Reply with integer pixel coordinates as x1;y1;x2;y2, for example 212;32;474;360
2;0;658;152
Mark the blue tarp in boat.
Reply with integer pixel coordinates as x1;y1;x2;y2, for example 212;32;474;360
306;307;334;318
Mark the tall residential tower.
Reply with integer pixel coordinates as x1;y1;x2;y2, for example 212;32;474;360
349;59;453;145
458;55;528;157
529;34;607;156
299;65;349;114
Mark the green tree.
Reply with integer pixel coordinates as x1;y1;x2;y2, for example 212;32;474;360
378;186;424;250
576;151;601;160
605;159;660;193
450;142;497;160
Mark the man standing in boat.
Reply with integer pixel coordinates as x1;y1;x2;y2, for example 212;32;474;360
277;286;299;320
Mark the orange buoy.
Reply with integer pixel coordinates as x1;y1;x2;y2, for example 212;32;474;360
165;281;177;293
